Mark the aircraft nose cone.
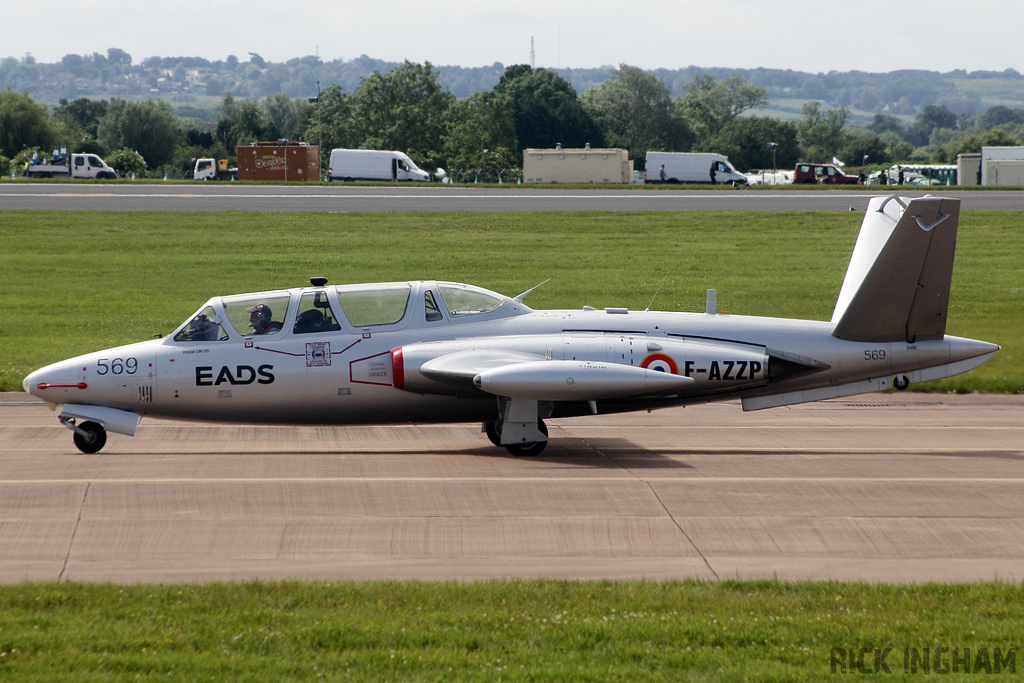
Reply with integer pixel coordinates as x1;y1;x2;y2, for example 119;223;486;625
23;366;50;398
23;362;88;401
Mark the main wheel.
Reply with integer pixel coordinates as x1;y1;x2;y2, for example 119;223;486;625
72;420;107;454
483;421;502;447
503;419;549;457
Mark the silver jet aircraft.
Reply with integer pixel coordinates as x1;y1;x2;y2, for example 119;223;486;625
25;195;999;456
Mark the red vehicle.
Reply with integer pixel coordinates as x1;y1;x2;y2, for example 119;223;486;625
794;163;859;184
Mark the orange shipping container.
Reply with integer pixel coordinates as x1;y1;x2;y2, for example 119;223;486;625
238;142;320;182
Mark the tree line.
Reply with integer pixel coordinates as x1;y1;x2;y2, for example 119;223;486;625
6;49;1024;114
3;61;1023;181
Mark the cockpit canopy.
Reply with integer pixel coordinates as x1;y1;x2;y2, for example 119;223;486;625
172;281;525;342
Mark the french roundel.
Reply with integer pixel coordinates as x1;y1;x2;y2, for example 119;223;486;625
640;353;679;374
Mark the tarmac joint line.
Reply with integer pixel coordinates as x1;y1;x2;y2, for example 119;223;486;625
60;482;90;582
646;481;720;580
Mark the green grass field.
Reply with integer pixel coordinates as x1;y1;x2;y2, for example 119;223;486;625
0;579;1021;681
2;209;1021;393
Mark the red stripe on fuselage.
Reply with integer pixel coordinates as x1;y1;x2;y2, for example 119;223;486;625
391;348;405;390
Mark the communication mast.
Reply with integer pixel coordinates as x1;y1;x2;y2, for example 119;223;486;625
530;36;534;68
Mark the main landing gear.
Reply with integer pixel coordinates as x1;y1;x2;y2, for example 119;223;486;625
483;418;549;457
60;417;108;454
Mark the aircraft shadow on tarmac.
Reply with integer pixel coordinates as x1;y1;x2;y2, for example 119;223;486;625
461;439;695;468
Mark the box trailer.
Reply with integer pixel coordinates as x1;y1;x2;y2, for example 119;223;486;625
238;141;320;182
328;149;430;182
522;146;632;184
645;152;747;185
981;146;1024;186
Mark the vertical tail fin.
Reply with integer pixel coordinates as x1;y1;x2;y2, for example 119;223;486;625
831;195;960;343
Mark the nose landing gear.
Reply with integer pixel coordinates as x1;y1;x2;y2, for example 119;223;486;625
60;417;108;454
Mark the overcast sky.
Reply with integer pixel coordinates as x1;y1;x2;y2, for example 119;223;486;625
5;0;1021;75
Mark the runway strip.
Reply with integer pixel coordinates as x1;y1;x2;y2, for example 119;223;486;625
1;392;1022;584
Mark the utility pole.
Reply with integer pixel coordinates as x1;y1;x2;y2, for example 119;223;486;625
309;81;322;179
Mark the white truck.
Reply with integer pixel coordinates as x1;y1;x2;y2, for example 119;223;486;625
25;152;118;179
645;152;747;185
328;149;430;182
192;158;238;181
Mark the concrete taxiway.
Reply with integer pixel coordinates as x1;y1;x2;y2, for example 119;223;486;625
1;392;1022;584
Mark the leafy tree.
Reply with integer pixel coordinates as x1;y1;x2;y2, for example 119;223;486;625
916;105;957;132
306;84;357;152
582;64;693;161
703;117;798;171
868;114;903;135
904;104;958;146
934;128;1022;163
443;90;518;182
977;105;1024;130
61;53;85;77
97;98;182;168
796;101;849;161
105;147;147;176
835;133;891;168
494;65;603;152
263;92;309;140
0;88;54;158
345;60;454;170
879;131;914;163
106;48;132;67
677;74;767;142
53;97;109;139
215;92;274;153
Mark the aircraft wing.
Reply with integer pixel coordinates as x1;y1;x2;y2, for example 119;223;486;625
414;349;693;401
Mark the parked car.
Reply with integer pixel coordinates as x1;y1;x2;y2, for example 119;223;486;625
794;163;859;184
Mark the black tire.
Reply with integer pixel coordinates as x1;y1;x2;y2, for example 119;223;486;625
483;421;502;447
72;420;107;454
504;419;549;457
893;374;910;391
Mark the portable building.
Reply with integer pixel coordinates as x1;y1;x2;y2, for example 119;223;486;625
981;146;1024;186
238;141;320;182
523;146;632;184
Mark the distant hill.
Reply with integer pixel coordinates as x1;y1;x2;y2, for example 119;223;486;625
4;51;1023;124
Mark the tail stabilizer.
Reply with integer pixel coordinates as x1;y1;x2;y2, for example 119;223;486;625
831;195;959;343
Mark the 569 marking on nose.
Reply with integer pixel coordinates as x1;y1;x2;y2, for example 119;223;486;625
96;358;138;375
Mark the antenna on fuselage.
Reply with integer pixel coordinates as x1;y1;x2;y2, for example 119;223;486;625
513;278;551;303
645;272;670;312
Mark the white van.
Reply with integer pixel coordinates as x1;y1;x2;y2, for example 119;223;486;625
328;149;430;182
645;152;747;185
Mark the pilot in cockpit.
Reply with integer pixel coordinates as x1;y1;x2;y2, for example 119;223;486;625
246;303;282;335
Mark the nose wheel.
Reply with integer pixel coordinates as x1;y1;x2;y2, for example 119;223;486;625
61;418;108;454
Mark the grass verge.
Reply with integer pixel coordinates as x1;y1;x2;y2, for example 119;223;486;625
0;579;1021;681
1;209;1021;392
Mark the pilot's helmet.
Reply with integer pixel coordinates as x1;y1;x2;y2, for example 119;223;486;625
246;303;272;331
